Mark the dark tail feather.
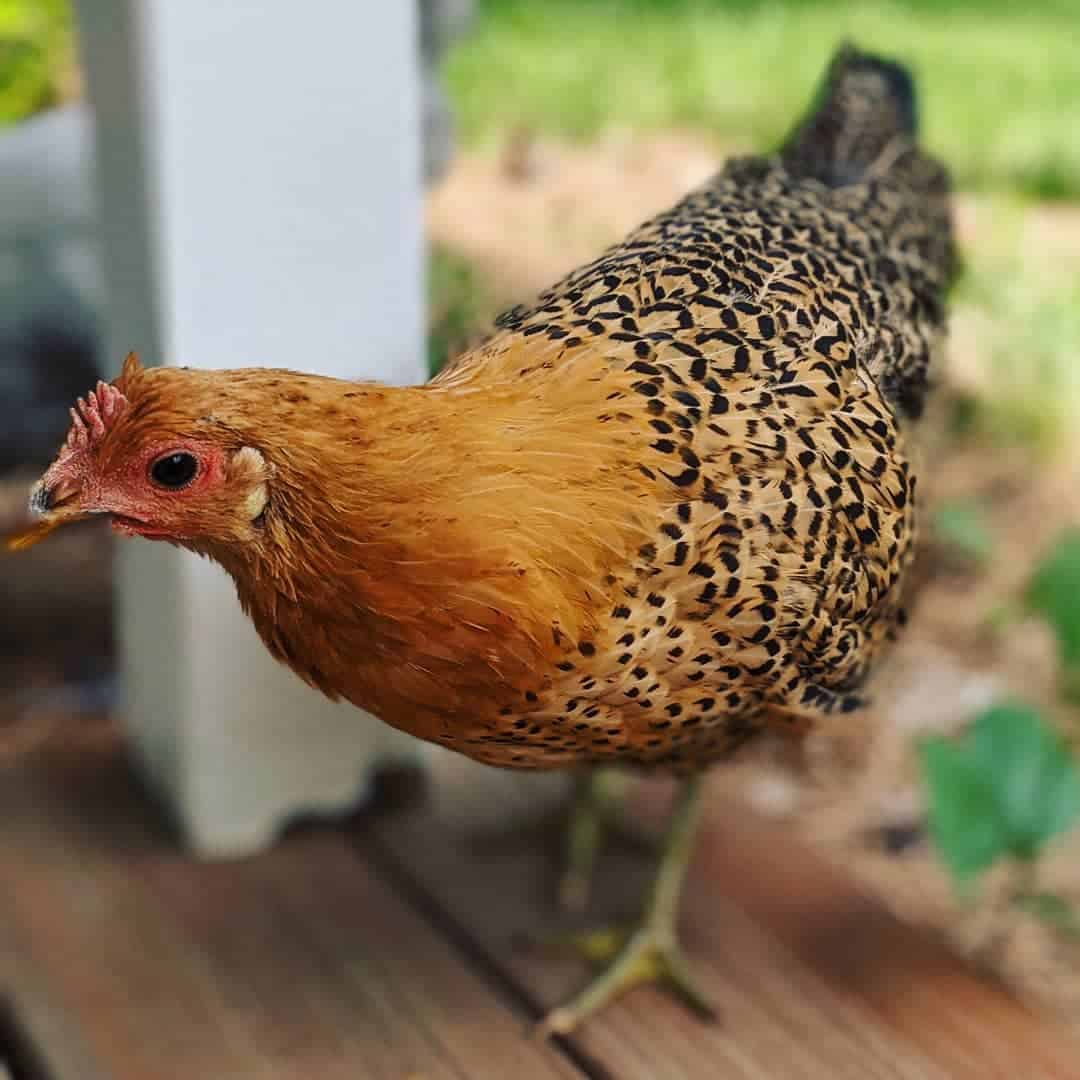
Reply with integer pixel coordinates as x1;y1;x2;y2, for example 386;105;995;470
781;43;918;187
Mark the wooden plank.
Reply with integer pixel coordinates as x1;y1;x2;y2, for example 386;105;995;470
692;798;1080;1080
7;722;1080;1079
0;927;112;1080
368;760;1080;1080
0;723;582;1080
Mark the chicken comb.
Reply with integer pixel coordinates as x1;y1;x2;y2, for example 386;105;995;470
62;380;129;456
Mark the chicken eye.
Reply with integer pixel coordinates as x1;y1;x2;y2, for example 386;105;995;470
150;452;198;489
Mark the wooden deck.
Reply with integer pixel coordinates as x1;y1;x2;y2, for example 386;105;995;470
2;720;1079;1079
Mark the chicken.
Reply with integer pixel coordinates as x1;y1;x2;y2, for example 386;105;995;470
12;44;953;1034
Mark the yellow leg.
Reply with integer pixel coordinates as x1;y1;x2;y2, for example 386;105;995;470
537;775;716;1037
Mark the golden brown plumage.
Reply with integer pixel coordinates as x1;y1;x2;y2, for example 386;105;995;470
16;45;954;1031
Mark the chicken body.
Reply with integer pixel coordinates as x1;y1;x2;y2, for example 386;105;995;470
22;49;951;775
433;123;951;772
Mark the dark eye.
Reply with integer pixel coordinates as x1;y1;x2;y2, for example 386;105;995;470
150;452;198;489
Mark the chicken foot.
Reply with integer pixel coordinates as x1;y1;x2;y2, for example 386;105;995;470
537;774;716;1037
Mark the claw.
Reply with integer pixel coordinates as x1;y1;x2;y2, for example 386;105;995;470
533;925;717;1038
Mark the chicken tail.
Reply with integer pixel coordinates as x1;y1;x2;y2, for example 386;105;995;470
780;43;920;188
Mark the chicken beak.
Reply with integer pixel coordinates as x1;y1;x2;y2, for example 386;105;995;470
4;474;93;552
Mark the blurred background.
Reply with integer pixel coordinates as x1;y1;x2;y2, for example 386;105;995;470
2;0;1080;1026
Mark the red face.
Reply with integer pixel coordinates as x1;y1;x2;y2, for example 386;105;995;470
13;372;271;552
33;431;232;541
83;439;229;539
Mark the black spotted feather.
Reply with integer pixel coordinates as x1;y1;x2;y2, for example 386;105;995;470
432;44;954;770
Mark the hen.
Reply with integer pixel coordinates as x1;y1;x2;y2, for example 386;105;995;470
14;45;953;1033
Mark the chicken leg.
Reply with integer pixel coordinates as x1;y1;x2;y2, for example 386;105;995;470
558;768;631;913
538;774;715;1037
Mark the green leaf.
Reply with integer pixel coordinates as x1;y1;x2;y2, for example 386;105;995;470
1025;529;1080;671
919;704;1080;892
1043;751;1080;841
0;0;72;126
931;500;994;565
967;703;1080;859
918;736;1005;886
920;704;1080;889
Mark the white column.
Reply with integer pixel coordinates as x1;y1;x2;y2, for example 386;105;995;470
72;0;425;856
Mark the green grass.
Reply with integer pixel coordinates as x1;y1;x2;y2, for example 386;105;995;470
4;1;1077;200
447;0;1080;200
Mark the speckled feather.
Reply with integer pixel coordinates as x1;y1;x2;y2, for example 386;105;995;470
421;47;954;769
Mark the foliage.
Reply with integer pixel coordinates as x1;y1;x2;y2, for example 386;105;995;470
451;0;1080;200
1025;530;1080;702
3;2;1080;202
920;703;1080;890
0;0;73;126
926;530;1080;926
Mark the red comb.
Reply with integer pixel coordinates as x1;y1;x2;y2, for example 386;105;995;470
63;381;128;455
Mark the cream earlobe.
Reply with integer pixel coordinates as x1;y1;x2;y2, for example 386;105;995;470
232;445;269;476
230;446;272;522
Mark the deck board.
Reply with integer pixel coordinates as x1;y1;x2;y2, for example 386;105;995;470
371;813;941;1079
0;723;581;1080
368;756;1080;1080
2;722;1080;1078
691;804;1080;1079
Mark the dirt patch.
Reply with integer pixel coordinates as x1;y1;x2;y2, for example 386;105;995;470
429;132;720;296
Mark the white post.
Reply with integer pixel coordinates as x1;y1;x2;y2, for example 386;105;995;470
72;1;425;856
